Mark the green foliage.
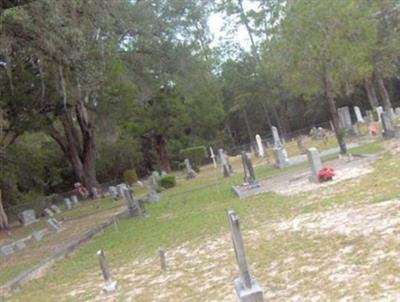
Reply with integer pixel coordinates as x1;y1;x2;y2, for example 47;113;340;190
123;169;138;186
158;174;176;189
179;146;207;167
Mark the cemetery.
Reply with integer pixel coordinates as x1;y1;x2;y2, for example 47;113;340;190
2;1;400;301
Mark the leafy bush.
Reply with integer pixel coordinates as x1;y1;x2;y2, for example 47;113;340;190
123;169;138;185
179;146;207;168
159;174;176;189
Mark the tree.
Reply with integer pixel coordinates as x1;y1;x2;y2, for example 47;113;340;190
272;0;377;154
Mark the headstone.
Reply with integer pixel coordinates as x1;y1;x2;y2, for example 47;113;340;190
19;209;38;226
123;188;143;217
395;107;400;116
306;147;322;183
64;198;72;210
47;218;62;232
0;244;15;256
241;151;256;184
219;148;231;177
109;186;118;200
32;229;46;241
227;210;264;302
210;147;217;168
147;173;160;203
116;183;127;198
184;158;197;179
43;208;55;218
354;106;364;123
296;136;306;153
390;107;395;117
337;106;354;134
255;135;264;157
376;106;384;122
71;195;80;206
381;112;398;139
273;147;290;168
271;126;282;147
50;205;62;214
92;187;100;199
15;239;27;251
97;250;118;293
158;248;167;272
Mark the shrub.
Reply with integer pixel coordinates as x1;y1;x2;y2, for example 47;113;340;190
123;169;138;185
159;174;176;189
179;146;207;168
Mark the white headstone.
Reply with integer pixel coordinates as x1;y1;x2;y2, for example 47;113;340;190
19;209;38;226
64;198;72;209
109;186;118;199
306;147;322;183
71;195;80;206
209;147;217;168
0;244;15;256
376;106;383;122
218;148;231;177
50;205;62;214
271;126;282;147
353;106;364;123
47;218;62;232
255;135;264;157
337;106;353;131
43;208;55;218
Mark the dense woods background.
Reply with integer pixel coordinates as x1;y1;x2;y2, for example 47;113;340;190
1;0;400;227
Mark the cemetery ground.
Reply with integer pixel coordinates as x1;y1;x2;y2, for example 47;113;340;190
4;138;400;301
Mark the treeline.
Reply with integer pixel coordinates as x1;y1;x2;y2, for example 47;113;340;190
1;0;400;226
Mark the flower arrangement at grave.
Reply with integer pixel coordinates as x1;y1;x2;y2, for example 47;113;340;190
318;167;335;182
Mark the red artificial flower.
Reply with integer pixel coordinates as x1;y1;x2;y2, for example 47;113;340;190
318;167;335;182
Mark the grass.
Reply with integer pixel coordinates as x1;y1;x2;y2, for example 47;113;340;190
3;138;397;301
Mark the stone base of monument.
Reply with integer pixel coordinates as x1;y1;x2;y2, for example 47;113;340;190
102;280;118;294
234;276;264;302
232;182;263;199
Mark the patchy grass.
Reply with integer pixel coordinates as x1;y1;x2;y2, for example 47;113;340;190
5;138;398;302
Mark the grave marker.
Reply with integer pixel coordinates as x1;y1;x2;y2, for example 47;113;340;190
227;210;264;302
71;195;80;206
64;198;72;210
306;147;322;183
19;209;38;226
47;218;62;232
32;229;46;241
271;126;289;168
376;106;383;122
210;147;217;168
381;112;398;139
255;135;264;157
123;188;143;217
241;151;255;184
337;106;354;134
147;173;160;203
92;187;100;199
219;148;231;177
97;250;118;293
15;239;27;251
43;208;55;218
184;158;197;179
354;106;364;123
109;186;118;200
50;205;62;214
395;107;400;116
158;248;167;272
0;244;15;256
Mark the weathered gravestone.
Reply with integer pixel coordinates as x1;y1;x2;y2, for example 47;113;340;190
50;204;62;214
0;244;15;256
147;172;160;203
271;126;289;168
184;158;197;179
71;195;80;207
92;187;100;199
241;151;256;184
64;198;72;210
219;148;232;177
97;250;118;293
109;186;118;200
227;210;264;302
116;183;127;199
47;218;62;232
307;147;322;183
337;106;354;134
376;106;384;122
255;135;264;158
354;106;365;123
43;208;55;218
395;107;400;116
15;237;30;251
32;229;46;241
210;147;217;168
381;112;399;139
123;188;143;217
19;209;38;226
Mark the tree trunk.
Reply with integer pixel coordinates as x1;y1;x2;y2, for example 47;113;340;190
364;77;379;109
261;102;273;129
154;135;170;172
324;73;347;154
242;108;254;146
376;72;392;112
50;104;98;192
271;103;285;137
0;190;9;230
